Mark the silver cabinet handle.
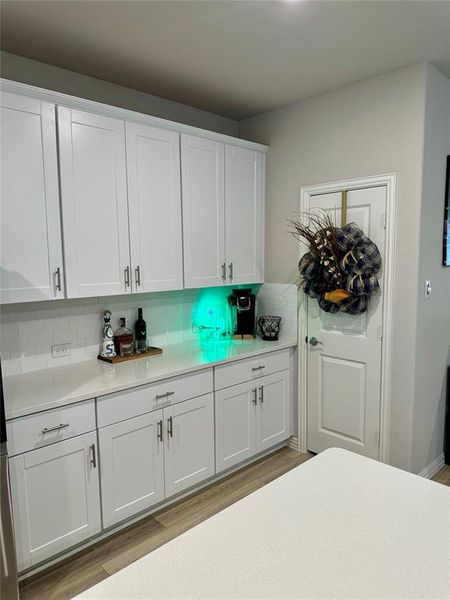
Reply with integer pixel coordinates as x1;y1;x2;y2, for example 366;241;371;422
124;266;130;288
259;386;264;404
155;391;175;400
42;422;69;435
167;416;173;438
55;267;62;292
221;262;226;282
228;262;233;281
135;265;141;287
252;388;258;405
157;419;163;442
251;365;266;372
90;443;97;468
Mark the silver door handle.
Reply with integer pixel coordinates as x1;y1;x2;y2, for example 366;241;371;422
167;416;173;438
259;386;264;403
55;267;62;292
135;265;141;287
308;337;323;347
252;365;266;372
42;422;69;434
221;262;226;281
252;388;258;405
124;266;130;288
90;443;97;468
228;262;234;281
155;391;175;400
157;419;163;442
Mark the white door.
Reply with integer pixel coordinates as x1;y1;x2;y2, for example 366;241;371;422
225;145;264;284
126;123;183;292
307;187;386;459
9;432;100;571
181;135;225;288
256;370;291;452
215;381;257;473
57;107;130;297
164;393;215;497
99;411;165;528
0;92;64;303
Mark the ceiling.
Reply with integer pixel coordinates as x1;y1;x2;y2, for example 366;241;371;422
1;0;450;120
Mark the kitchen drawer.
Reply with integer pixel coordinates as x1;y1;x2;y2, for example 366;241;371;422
6;399;95;456
97;368;213;428
214;349;291;391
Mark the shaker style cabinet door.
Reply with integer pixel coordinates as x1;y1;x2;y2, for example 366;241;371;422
181;135;225;288
225;145;264;285
126;123;183;292
98;411;165;529
0;92;64;303
164;393;215;497
256;370;291;453
9;432;101;571
215;380;257;473
57;107;131;297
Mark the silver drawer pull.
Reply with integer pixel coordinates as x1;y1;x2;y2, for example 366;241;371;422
42;423;70;435
157;419;163;442
167;416;173;438
251;365;266;372
90;443;97;468
259;386;264;403
252;388;258;405
155;391;175;400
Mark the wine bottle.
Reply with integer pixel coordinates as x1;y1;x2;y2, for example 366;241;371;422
134;307;147;353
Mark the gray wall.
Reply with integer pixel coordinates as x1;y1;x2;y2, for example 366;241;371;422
411;64;450;474
240;63;428;471
0;51;239;136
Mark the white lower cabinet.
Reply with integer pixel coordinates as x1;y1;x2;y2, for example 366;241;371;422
9;432;101;571
215;370;291;473
98;411;165;529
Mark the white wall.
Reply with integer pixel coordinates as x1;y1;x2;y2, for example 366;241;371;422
411;64;450;474
0;51;239;136
240;63;428;471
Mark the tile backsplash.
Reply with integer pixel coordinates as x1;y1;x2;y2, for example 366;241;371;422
0;283;298;376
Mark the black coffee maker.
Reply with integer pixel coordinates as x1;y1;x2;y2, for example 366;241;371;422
228;289;256;339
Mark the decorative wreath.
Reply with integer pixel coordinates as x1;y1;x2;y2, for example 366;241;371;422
290;213;382;315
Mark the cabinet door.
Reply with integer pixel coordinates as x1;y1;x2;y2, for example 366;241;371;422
215;381;257;474
0;92;64;303
126;123;183;292
181;135;225;288
225;145;264;285
256;370;291;453
164;393;215;497
57;107;130;298
98;411;165;528
9;432;100;571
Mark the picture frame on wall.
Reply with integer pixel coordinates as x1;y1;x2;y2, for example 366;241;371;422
444;155;450;267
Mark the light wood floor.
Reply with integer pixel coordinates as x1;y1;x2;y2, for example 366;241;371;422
19;450;450;600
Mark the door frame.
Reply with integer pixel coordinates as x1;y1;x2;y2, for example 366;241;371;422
297;173;397;464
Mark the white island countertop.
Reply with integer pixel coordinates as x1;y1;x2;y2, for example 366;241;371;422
4;338;297;420
76;448;450;600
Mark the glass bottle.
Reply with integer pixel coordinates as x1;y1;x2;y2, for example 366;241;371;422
114;317;134;356
134;308;147;353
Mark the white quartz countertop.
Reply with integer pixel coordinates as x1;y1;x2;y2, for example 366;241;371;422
4;338;297;420
75;448;450;600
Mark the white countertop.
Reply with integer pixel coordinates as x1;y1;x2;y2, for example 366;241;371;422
76;448;450;600
4;338;297;420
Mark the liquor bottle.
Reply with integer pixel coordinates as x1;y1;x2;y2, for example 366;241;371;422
114;317;134;356
134;307;147;353
100;310;116;357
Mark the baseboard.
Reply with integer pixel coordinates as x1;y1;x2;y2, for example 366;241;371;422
286;436;299;450
419;453;445;479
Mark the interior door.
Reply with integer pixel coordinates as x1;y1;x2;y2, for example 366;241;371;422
181;135;225;288
225;145;264;284
256;370;291;452
0;92;64;303
126;123;183;292
57;107;130;297
98;411;165;528
164;393;215;497
307;186;386;459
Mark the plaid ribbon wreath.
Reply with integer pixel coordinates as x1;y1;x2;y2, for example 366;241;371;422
297;222;382;315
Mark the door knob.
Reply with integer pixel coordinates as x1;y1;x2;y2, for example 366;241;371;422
308;336;323;347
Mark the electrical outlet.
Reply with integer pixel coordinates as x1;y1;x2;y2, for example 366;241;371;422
51;343;72;358
425;280;432;299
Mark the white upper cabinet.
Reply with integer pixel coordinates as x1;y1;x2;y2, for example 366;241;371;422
57;108;131;298
181;135;226;289
126;123;183;292
225;145;264;285
0;92;64;303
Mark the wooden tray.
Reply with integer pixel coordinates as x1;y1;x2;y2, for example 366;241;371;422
98;346;163;364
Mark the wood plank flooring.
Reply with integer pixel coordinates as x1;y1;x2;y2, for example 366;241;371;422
18;450;450;600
